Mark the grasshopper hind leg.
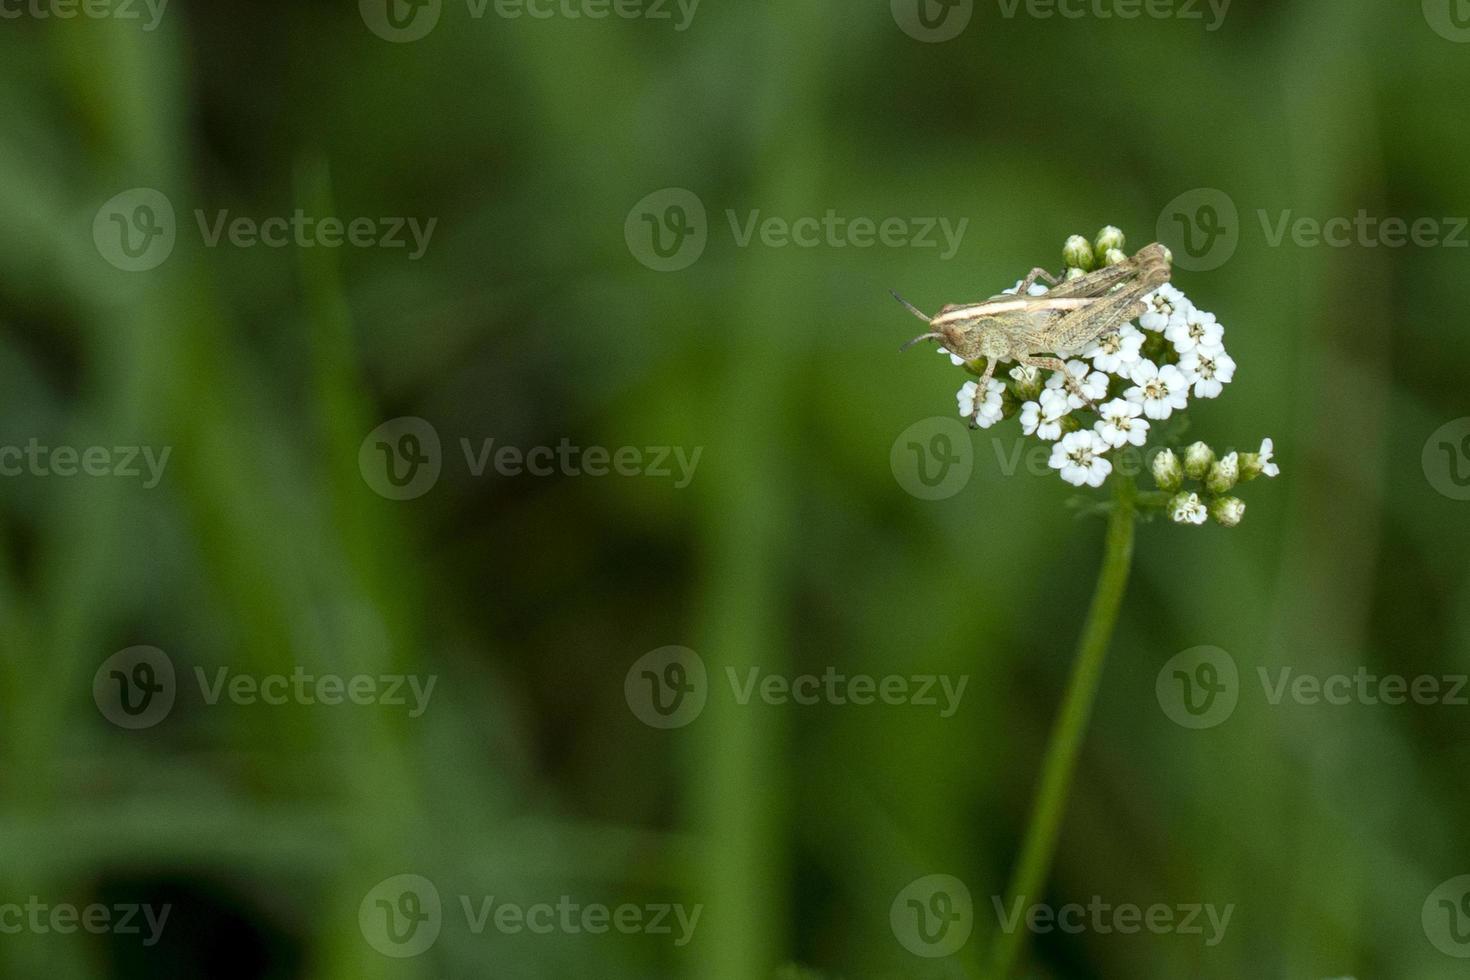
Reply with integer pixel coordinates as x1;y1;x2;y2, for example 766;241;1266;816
1016;267;1062;295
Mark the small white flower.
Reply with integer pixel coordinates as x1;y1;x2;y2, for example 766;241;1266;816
1165;307;1224;354
938;346;966;367
1049;430;1113;488
957;378;1005;428
1009;364;1040;386
1045;358;1109;409
1124;360;1190;420
1019;387;1071;440
1003;280;1051;296
1257;437;1279;477
1094;398;1150;448
1178;344;1237;398
1084;323;1145;375
1169;491;1208;525
1139;284;1192;333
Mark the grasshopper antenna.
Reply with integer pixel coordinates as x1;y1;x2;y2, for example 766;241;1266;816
900;331;945;352
890;290;932;323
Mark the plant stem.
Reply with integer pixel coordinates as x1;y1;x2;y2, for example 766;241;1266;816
988;476;1137;978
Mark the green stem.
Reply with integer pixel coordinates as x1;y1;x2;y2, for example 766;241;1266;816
988;476;1137;978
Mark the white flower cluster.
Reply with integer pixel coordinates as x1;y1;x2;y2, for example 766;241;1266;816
952;281;1239;488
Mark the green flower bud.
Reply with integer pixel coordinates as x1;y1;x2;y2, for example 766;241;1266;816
1063;235;1095;272
1183;441;1215;480
1205;451;1239;494
1168;491;1207;526
1094;225;1125;262
1102;247;1127;267
1065;266;1086;280
1150;448;1183;492
1008;364;1043;401
1210;496;1246;527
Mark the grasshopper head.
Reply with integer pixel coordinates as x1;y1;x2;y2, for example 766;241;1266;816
894;292;974;357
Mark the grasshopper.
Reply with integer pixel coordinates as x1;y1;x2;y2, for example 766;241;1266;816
896;243;1172;419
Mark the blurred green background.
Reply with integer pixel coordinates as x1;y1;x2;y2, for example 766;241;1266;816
3;0;1470;976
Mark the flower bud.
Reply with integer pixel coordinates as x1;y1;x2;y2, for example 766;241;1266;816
1183;441;1214;480
1205;451;1239;494
1063;235;1095;272
1150;448;1183;492
1065;266;1086;280
1168;491;1207;526
1210;496;1246;527
1159;244;1173;266
1094;225;1125;262
1102;247;1127;267
1008;364;1043;401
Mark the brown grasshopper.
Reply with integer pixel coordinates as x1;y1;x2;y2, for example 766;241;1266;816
895;242;1172;416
